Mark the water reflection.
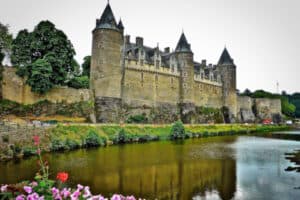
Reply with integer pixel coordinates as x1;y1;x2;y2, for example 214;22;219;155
0;135;300;200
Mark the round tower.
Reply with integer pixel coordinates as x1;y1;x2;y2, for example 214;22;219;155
175;33;195;123
91;2;124;122
218;47;237;122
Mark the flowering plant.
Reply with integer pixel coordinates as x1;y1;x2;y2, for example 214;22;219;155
0;136;141;200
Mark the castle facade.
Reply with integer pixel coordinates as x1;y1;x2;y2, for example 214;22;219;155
90;3;237;123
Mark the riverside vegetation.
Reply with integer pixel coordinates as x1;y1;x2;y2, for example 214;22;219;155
0;122;290;161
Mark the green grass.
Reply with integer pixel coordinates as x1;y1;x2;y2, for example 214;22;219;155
49;123;290;144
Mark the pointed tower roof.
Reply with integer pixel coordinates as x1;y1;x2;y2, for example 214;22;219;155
117;19;124;31
218;47;234;65
95;3;119;31
175;32;192;53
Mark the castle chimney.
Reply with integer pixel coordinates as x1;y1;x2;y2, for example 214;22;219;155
164;47;170;53
201;59;207;66
125;35;130;44
136;37;143;47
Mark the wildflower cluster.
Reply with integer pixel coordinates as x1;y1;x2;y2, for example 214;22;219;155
0;136;141;200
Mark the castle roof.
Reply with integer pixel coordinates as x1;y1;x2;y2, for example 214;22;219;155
117;19;124;31
175;33;192;53
95;3;119;31
218;47;234;65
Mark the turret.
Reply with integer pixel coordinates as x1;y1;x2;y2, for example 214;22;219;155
175;33;195;123
218;47;237;122
175;32;194;103
91;2;124;122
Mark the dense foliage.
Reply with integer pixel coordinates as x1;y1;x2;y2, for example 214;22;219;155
126;114;148;124
0;22;13;63
240;89;296;117
286;93;300;118
26;59;53;94
68;75;89;89
170;121;186;140
81;55;91;77
11;21;76;94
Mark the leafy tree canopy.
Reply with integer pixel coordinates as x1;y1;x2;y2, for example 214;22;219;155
0;22;13;62
26;59;53;94
11;20;76;92
82;55;91;77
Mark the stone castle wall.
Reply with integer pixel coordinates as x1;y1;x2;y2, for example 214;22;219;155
236;96;282;122
1;67;92;105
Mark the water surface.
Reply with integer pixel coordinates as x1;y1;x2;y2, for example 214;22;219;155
0;134;300;200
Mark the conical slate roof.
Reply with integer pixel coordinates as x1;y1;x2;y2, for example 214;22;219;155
218;48;234;65
175;33;192;52
95;3;119;30
117;19;124;31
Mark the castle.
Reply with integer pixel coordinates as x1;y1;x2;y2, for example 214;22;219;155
0;2;282;124
90;3;238;123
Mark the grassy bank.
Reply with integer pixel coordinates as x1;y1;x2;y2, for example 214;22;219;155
48;123;290;150
0;123;291;161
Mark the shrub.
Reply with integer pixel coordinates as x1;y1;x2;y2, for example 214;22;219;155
170;121;186;140
68;76;89;89
83;130;106;147
114;129;126;144
126;114;148;124
2;135;9;143
65;139;80;150
50;139;66;151
22;147;37;157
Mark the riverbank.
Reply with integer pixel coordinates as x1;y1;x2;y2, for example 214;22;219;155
0;123;291;161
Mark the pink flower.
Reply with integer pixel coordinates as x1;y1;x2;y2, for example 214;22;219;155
16;195;25;200
0;184;8;192
36;149;41;155
83;186;92;198
31;182;38;187
24;186;33;194
77;184;84;191
33;136;40;146
71;190;81;200
87;195;106;200
27;192;39;200
60;188;71;198
51;187;59;196
126;196;136;200
111;194;123;200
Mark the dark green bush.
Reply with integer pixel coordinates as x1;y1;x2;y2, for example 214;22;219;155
83;130;106;147
68;76;89;89
170;121;186;140
114;129;126;144
50;139;66;151
23;147;37;157
2;135;9;143
65;139;80;150
126;114;148;124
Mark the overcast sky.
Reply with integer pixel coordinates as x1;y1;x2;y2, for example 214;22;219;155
1;0;299;93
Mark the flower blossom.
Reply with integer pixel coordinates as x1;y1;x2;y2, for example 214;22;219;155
16;195;25;200
61;188;71;198
56;172;69;183
83;186;92;198
0;184;8;192
33;136;40;146
24;186;33;194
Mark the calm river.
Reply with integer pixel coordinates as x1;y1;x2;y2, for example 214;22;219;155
1;134;300;200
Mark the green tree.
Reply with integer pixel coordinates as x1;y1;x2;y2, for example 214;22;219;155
26;59;53;94
0;22;13;62
11;20;76;90
170;121;186;140
82;56;91;77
